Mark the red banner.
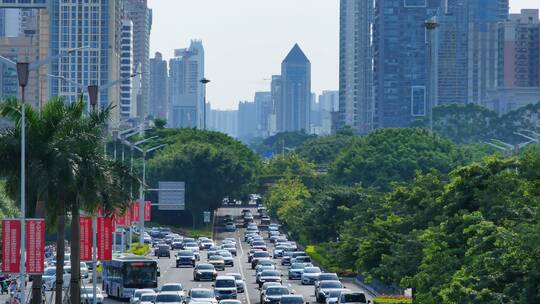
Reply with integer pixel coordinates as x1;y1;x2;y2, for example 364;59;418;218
97;217;112;261
130;201;140;223
144;201;151;221
25;219;45;274
97;208;104;217
80;217;93;261
114;211;129;227
1;219;21;273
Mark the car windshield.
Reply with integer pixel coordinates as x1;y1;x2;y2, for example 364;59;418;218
266;287;290;296
223;244;234;248
254;252;269;257
178;251;193;257
197;264;214;270
290;263;305;269
342;293;367;303
215;280;236;288
185;243;198;247
280;297;303;304
321;282;343;289
320;274;339;281
219;252;232;257
209;256;222;261
304;267;321;273
155;294;182;302
262;270;280;276
162;285;182;291
191;290;213;298
44;268;56;276
141;294;156;301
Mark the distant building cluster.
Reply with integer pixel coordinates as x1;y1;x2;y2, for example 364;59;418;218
339;0;540;133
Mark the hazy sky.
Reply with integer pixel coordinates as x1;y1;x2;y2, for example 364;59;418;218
148;0;538;110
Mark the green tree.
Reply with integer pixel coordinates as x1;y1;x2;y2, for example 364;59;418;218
296;134;357;165
330;128;467;191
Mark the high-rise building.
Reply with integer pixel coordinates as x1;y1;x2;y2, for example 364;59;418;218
279;44;311;132
254;91;272;138
149;51;168;120
319;90;339;135
338;0;374;134
168;40;205;128
502;9;540;88
237;100;257;140
373;0;440;129
271;75;283;134
49;0;123;122
123;0;152;119
208;104;238;138
120;19;134;119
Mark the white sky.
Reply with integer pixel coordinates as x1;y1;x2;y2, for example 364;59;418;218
148;0;538;110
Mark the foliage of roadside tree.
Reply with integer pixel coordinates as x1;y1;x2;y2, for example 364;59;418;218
0;98;135;304
414;102;540;144
330;128;468;191
249;131;317;157
146;128;261;226
295;133;357;165
263;125;540;302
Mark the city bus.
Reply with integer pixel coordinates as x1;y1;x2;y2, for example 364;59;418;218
102;255;159;300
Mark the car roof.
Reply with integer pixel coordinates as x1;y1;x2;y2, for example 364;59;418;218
216;275;235;280
158;291;180;296
281;295;304;299
190;288;212;292
163;283;182;286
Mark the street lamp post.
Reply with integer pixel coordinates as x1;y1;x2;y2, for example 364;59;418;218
200;78;210;130
16;62;29;304
87;87;99;304
134;144;166;245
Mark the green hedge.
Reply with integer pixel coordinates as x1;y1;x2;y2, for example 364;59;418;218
373;296;412;304
129;243;150;256
305;245;356;276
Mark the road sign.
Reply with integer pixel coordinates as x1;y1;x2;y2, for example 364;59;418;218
158;181;185;210
203;211;211;223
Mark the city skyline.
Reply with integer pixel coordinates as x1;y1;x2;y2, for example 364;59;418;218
148;0;538;110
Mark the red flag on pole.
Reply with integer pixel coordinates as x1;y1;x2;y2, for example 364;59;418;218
1;219;21;273
79;217;93;261
144;201;151;221
25;219;45;274
130;201;140;223
97;217;113;261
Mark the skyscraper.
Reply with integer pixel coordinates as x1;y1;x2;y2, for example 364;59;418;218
271;75;283;133
50;0;122;122
149;51;168;120
120;19;134;119
237;100;257;140
319;90;339;135
168;40;205;128
254;91;272;138
373;0;440;128
123;0;152;119
338;0;374;134
279;44;311;132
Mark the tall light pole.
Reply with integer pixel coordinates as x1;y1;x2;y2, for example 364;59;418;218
16;62;29;304
87;88;99;304
425;19;438;133
134;144;166;244
200;78;210;130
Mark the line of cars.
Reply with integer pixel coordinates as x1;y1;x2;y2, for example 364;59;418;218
130;228;248;304
244;208;371;304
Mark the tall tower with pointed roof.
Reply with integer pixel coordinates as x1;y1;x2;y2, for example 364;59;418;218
278;44;311;132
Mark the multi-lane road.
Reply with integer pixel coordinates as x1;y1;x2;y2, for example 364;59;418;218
0;207;373;304
104;207;372;303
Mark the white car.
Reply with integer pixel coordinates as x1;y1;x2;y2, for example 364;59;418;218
301;266;322;285
81;286;104;304
139;293;157;304
160;283;185;299
42;266;70;291
131;289;157;304
187;288;218;304
155;292;183;304
80;262;89;279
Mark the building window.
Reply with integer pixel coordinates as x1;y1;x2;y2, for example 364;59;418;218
411;86;426;116
403;0;426;8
